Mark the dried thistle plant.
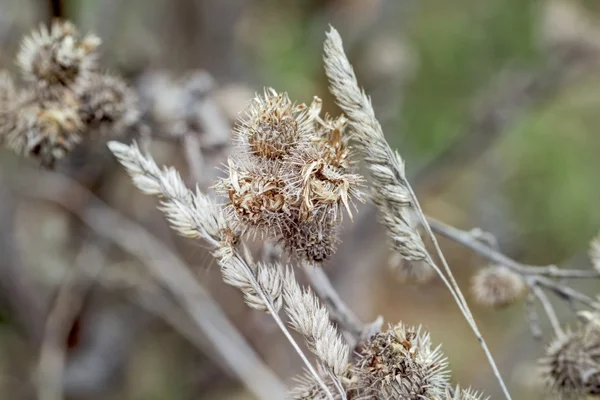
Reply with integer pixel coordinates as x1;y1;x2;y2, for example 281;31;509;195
214;88;362;264
0;20;139;168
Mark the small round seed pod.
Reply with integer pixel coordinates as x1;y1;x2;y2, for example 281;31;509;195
540;326;600;399
234;88;311;161
17;20;100;93
77;73;139;134
352;323;449;399
471;265;526;308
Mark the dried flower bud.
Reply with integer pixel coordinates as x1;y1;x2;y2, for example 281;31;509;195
235;88;311;160
283;214;338;263
352;323;449;399
24;98;84;168
77;73;139;134
540;327;600;399
291;143;362;222
215;158;291;237
17;20;100;92
471;265;526;308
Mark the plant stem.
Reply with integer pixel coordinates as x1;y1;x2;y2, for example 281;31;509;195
407;186;512;400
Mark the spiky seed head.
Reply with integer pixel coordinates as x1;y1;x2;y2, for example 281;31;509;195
283;213;338;263
352;323;450;399
540;326;600;399
26;100;83;168
289;142;363;222
471;265;526;308
214;158;291;237
77;73;139;134
17;20;100;92
234;88;311;160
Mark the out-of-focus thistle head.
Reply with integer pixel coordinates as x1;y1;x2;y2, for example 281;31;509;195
471;265;526;308
17;20;100;93
540;323;600;399
234;88;311;160
23;94;84;168
77;73;140;134
216;88;363;264
352;323;449;399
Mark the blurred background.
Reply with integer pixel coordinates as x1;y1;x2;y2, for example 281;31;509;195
1;0;600;398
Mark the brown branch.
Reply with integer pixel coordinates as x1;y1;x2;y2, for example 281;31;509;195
5;168;287;400
427;216;600;279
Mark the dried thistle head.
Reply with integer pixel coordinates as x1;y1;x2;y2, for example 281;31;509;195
290;140;363;222
352;323;449;399
471;265;526;308
214;158;291;237
24;96;84;167
77;73;139;134
17;20;100;92
283;213;339;263
540;326;600;399
234;88;311;160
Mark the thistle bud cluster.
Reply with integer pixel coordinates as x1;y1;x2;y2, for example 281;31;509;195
0;20;138;168
214;88;362;263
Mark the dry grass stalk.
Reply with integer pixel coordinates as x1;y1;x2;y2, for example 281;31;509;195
322;26;512;399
